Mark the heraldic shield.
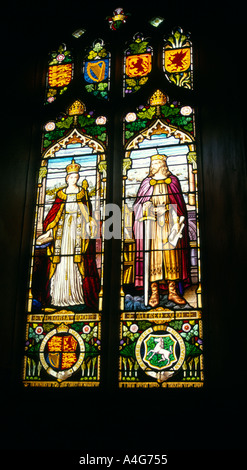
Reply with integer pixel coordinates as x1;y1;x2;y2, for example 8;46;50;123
84;59;109;83
135;326;186;382
125;53;152;78
143;333;177;370
39;324;85;382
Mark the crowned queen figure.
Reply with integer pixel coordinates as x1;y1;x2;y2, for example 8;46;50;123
36;159;100;309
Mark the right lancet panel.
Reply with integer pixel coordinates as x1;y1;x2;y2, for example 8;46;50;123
119;90;203;388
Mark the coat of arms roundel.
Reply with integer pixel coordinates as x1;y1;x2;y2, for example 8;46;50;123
39;323;85;382
135;326;185;383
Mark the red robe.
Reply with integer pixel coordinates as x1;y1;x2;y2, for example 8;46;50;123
43;189;100;309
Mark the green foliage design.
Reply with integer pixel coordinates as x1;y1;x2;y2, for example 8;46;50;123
48;44;73;66
43;111;107;152
56;116;74;129
85;40;110;100
185;341;202;359
124;100;194;144
165;27;190;49
120;341;136;358
125;33;152;95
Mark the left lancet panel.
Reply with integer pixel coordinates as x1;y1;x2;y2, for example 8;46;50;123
23;100;107;387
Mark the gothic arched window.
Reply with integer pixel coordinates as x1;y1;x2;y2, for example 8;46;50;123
23;8;203;389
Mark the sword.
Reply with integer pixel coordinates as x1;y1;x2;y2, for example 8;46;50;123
139;206;155;306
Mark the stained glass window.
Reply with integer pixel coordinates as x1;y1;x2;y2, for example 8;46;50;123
46;44;73;104
124;33;153;96
24;10;204;390
23;100;107;387
83;39;111;100
120;90;203;388
163;27;193;89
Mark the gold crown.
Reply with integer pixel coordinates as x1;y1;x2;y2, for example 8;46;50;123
66;158;81;174
149;90;167;106
68;100;85;116
56;323;69;334
113;14;125;21
151;154;167;161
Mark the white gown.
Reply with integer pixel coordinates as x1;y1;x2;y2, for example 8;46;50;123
50;194;84;306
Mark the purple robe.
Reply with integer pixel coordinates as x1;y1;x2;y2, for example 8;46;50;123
133;175;191;289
